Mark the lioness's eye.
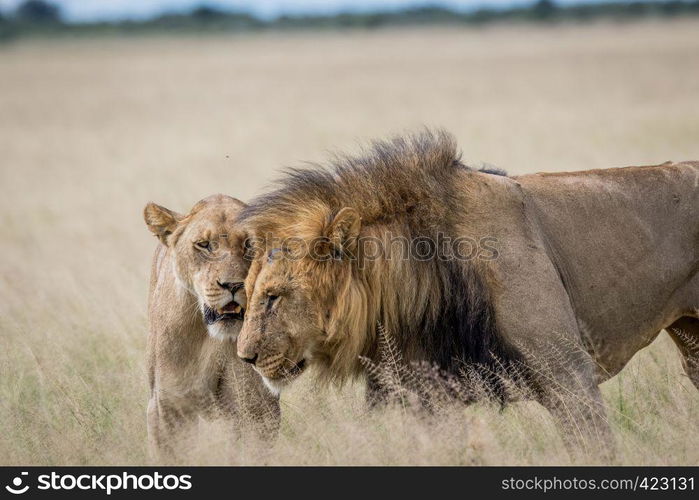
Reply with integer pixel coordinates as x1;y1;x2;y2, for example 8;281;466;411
195;241;210;250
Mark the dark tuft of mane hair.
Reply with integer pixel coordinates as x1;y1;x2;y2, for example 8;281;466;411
479;165;508;176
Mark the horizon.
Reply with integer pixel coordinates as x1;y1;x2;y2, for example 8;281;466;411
0;0;644;23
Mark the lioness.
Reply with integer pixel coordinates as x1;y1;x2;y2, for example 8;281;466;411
144;194;279;457
236;131;699;455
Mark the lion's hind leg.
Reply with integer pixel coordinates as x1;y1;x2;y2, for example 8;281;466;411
667;316;699;390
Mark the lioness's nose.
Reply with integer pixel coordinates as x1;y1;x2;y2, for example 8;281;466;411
218;281;243;292
239;353;258;365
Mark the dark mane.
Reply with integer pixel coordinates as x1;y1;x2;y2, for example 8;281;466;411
240;129;523;399
411;258;523;401
240;129;466;232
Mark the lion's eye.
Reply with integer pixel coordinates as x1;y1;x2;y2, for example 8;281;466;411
265;293;280;310
195;241;210;250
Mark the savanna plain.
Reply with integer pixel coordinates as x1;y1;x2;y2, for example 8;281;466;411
1;20;699;465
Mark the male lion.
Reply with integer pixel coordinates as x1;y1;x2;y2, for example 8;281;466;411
144;194;279;458
236;131;699;456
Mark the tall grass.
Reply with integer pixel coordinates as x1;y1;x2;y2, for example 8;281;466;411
1;21;698;465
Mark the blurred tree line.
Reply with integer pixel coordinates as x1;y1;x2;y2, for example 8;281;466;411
2;0;699;41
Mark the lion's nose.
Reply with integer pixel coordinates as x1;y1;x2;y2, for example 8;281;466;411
239;353;258;365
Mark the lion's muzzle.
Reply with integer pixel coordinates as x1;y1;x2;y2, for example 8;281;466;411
237;347;307;381
202;281;246;324
203;302;244;324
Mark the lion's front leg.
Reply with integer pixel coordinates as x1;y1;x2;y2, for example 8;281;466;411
509;319;615;460
527;353;615;462
147;393;198;463
490;244;615;460
219;361;281;443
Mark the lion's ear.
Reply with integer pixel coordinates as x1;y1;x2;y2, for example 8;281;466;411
325;207;361;258
144;202;183;245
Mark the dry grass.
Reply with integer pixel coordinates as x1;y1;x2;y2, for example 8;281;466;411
1;20;699;465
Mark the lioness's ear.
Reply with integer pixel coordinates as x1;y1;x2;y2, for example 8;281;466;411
144;202;183;245
325;207;361;257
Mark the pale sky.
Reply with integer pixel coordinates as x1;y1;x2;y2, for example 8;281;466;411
0;0;617;22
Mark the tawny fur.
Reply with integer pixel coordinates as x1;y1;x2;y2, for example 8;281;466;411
144;194;279;459
236;130;699;456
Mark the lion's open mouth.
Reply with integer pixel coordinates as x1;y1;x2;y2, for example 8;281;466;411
203;301;245;325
